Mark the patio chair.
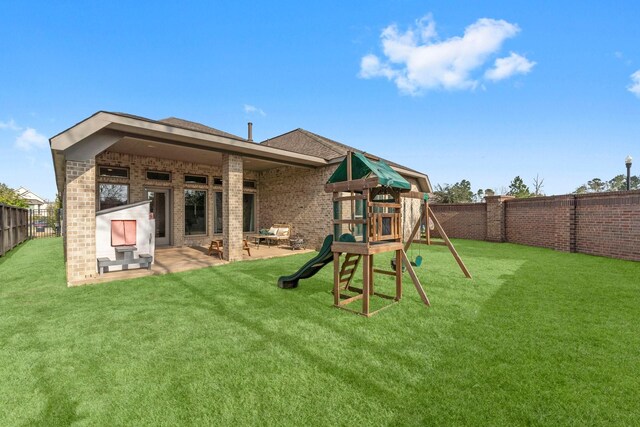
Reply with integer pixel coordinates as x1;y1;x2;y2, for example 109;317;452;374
208;239;251;259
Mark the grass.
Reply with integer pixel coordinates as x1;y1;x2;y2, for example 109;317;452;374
1;238;639;426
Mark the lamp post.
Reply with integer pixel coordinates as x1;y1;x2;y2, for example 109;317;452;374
625;155;633;191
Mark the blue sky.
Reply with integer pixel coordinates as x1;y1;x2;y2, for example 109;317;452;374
1;1;639;200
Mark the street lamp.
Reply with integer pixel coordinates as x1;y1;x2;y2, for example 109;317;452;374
625;155;633;191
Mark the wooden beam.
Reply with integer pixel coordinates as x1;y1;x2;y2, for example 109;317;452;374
428;209;472;279
324;177;379;193
333;252;340;306
373;268;396;276
401;250;430;307
401;191;428;200
395;249;402;301
362;255;370;316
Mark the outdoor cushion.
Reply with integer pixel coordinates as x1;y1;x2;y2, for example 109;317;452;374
268;227;278;235
276;228;289;236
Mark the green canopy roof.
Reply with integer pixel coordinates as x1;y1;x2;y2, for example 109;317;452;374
327;152;411;190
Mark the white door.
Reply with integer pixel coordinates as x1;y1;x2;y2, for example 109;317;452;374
147;189;171;246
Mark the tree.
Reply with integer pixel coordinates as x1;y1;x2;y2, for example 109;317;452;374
532;174;545;196
607;175;626;192
0;183;28;208
587;178;605;193
508;176;531;198
574;185;588;194
484;188;495;197
473;189;484;203
433;180;474;203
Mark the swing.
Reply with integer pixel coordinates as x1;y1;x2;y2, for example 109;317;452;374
389;198;423;271
408;199;423;267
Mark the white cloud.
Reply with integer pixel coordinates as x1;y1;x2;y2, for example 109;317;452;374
628;70;640;97
15;128;48;151
243;104;266;116
485;52;536;81
359;15;533;94
0;119;22;131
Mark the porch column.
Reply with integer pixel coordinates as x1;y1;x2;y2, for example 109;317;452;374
222;154;243;261
65;159;97;285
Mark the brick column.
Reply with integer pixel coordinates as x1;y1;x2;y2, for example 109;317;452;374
222;154;243;261
485;195;514;242
65;159;97;284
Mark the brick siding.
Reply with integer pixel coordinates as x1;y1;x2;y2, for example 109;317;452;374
65;159;97;284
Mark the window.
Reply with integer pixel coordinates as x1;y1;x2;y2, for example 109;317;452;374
243;180;257;189
213;177;223;186
146;170;171;181
99;184;129;210
243;193;255;232
184;190;207;235
213;191;223;234
185;174;207;185
99;166;129;178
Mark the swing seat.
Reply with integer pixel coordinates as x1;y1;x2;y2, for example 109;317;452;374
414;255;423;267
390;258;406;272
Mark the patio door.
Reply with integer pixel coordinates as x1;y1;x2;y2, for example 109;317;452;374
147;189;171;246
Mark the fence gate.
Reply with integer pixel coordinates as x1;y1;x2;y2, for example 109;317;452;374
28;208;62;239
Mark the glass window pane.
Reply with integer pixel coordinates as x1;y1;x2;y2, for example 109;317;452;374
243;193;255;232
214;192;223;234
185;175;208;184
99;166;129;178
147;171;171;181
185;190;207;235
99;184;128;210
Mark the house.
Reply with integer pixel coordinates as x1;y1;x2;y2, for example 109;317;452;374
15;186;50;210
50;111;431;285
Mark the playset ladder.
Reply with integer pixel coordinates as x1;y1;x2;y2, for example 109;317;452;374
339;253;361;290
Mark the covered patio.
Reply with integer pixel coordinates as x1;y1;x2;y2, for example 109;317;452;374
83;243;314;285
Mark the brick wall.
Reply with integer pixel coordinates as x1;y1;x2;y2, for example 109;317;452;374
95;151;258;248
430;203;487;240
258;165;336;250
575;191;640;261
428;191;640;262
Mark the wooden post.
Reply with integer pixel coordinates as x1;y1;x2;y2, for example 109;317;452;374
362;254;370;316
401;250;430;306
429;208;472;279
395;249;402;301
369;254;375;295
425;200;431;245
333;252;341;306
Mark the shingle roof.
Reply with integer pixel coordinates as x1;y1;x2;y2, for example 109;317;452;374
158;117;245;141
108;112;246;141
261;128;425;175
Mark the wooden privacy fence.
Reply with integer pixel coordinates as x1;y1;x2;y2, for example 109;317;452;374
0;204;29;257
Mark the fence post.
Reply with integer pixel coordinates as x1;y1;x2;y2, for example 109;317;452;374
0;205;4;257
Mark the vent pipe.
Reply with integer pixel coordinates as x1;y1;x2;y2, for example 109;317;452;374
247;122;253;142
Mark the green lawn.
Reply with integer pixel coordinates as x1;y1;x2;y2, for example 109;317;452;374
1;238;638;426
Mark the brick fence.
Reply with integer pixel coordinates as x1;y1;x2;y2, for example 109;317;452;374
430;190;640;262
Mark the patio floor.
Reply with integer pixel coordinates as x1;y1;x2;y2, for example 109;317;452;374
85;243;314;285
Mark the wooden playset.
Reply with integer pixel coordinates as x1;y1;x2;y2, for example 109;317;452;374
324;151;471;317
